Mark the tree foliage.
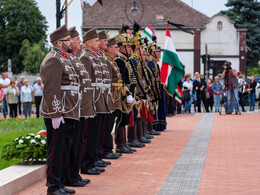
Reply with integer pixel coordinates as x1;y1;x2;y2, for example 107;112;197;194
221;0;260;68
0;0;48;73
19;39;50;73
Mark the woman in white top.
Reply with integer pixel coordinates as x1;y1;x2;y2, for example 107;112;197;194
32;77;44;118
182;74;193;113
21;79;33;119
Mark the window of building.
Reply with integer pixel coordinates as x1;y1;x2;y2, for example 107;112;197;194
217;21;223;31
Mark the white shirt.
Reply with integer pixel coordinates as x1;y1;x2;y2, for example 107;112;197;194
183;81;193;95
33;83;43;97
0;78;11;95
12;88;17;96
21;85;33;102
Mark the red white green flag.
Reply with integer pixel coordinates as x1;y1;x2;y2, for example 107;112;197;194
82;0;98;6
175;86;183;104
161;23;184;95
144;25;154;40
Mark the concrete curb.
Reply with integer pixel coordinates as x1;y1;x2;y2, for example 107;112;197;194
0;164;46;195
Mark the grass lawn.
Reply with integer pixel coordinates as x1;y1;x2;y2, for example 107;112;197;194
0;117;45;170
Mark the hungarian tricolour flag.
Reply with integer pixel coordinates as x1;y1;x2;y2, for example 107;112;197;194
161;23;184;95
82;0;102;6
175;86;183;104
144;25;154;40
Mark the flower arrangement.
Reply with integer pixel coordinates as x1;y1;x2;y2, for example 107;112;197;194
1;133;47;164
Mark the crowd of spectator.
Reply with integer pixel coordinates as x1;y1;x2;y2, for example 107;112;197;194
0;72;43;119
0;70;257;118
165;70;257;116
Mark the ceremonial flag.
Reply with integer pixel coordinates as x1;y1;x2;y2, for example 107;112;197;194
144;25;154;39
97;0;102;5
161;23;184;95
167;21;194;35
128;29;133;37
82;0;98;6
175;86;183;104
37;129;47;136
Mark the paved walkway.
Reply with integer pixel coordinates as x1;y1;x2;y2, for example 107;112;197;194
15;112;260;195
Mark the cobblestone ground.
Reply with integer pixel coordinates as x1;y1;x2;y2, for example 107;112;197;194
14;112;260;195
199;112;260;195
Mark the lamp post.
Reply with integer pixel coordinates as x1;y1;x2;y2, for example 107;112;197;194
56;0;67;28
56;0;61;28
125;0;144;24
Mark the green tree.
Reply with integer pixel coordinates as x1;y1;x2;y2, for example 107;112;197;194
19;39;50;73
0;0;48;73
221;0;260;68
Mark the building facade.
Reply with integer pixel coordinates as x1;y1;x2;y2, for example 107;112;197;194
82;0;247;77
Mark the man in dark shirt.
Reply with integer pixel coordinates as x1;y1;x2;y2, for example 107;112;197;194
193;72;209;112
221;61;239;114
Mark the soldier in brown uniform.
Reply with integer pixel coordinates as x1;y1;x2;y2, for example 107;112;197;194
95;30;115;165
102;37;123;159
62;26;94;187
40;25;80;195
80;29;111;175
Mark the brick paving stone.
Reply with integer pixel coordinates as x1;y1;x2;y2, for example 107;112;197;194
15;114;201;195
199;113;260;195
159;113;215;195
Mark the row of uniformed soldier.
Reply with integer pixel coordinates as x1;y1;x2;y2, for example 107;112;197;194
41;24;166;195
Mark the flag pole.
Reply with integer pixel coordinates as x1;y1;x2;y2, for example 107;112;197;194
65;0;68;26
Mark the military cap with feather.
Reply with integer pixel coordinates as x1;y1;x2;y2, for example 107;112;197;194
116;24;131;47
130;22;143;50
143;37;149;55
148;35;159;53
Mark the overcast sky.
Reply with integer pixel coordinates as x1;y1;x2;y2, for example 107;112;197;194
37;0;228;42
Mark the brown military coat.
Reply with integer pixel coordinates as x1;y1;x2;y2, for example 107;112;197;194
97;50;114;112
80;48;113;114
68;53;95;118
40;47;80;120
105;53;122;110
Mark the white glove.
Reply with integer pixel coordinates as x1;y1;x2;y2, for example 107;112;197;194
126;95;134;104
52;117;65;129
134;99;140;105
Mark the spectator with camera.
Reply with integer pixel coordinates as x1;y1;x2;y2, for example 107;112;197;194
221;61;239;114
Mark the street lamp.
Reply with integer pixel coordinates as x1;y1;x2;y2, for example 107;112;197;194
125;0;144;24
130;0;139;12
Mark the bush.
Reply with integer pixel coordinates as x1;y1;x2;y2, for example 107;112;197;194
1;133;47;164
247;67;260;76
